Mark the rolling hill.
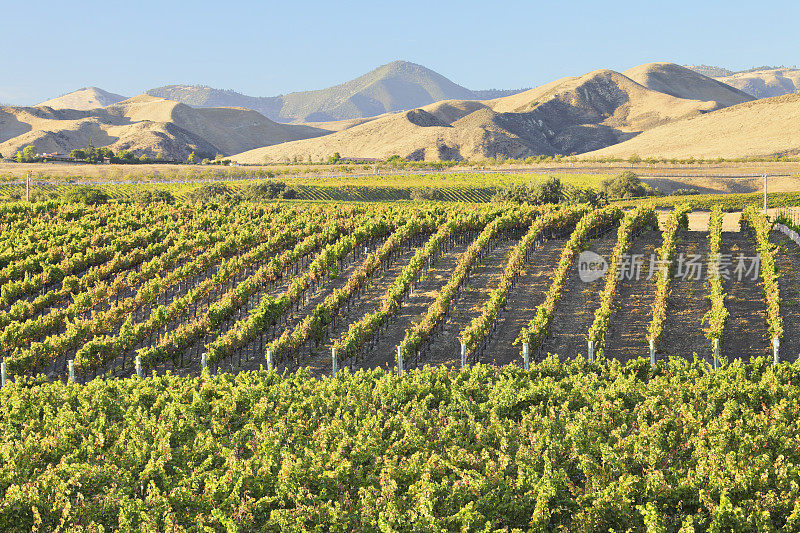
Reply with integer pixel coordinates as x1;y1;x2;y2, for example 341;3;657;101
37;87;127;110
147;61;528;123
584;94;800;159
622;62;753;107
686;65;800;98
715;68;800;99
231;64;743;163
0;95;329;160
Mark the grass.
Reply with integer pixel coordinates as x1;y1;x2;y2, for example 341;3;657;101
2;170;800;208
614;191;800;211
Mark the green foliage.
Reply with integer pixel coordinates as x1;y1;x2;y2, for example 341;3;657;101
63;186;109;205
14;145;39;163
493;175;564;204
238;181;290;200
410;186;444;201
326;152;341;164
129;189;175;205
186;151;196;164
1;358;800;530
648;204;691;348
564;184;608;207
601;171;660;199
184;183;235;204
671;188;701;196
703;206;729;341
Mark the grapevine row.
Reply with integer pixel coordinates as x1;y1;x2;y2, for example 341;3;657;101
587;206;659;356
702;205;729;343
514;205;624;354
458;205;589;362
646;204;691;352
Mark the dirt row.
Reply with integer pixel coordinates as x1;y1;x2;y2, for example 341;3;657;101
60;221;800;381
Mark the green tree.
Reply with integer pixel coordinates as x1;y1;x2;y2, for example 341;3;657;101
327;152;341;164
15;145;38;163
600;171;660;199
187;152;197;164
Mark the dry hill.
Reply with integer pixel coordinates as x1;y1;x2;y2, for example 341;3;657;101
716;69;800;99
0;95;329;160
37;87;127;110
623;62;753;107
231;65;736;163
148;61;527;123
584;94;800;159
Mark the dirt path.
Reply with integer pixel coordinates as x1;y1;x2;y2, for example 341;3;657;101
721;232;771;362
770;233;800;363
539;230;618;361
357;233;478;371
660;231;712;362
301;244;424;376
480;238;567;367
418;234;517;368
603;230;662;364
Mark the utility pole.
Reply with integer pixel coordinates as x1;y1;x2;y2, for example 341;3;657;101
26;172;30;202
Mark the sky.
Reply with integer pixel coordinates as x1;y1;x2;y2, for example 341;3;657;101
1;0;798;105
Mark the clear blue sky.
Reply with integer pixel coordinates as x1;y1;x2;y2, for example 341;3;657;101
1;0;797;105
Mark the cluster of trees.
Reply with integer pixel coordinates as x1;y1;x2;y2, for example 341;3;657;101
10;143;170;164
69;144;163;164
599;171;660;199
492;176;607;207
63;186;110;205
184;182;298;204
14;146;39;163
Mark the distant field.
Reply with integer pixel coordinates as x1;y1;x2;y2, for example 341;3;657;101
0;173;608;203
1;160;799;182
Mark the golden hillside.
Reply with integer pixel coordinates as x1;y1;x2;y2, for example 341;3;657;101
715;68;800;99
231;65;733;163
623;62;753;107
37;87;127;110
585;94;800;159
0;95;329;160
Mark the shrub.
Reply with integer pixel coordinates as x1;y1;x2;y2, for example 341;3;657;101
671;188;701;196
63;186;109;205
239;181;288;201
600;171;660;199
410;186;444;201
130;190;175;205
493;176;563;205
184;184;235;204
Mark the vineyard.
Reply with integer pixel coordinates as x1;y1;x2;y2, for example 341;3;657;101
0;200;796;385
2;199;800;530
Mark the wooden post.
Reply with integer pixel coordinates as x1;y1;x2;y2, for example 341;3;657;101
649;338;655;366
460;342;467;369
201;352;208;371
68;360;75;383
397;345;404;375
773;337;780;365
522;342;530;370
266;349;273;371
1;361;6;387
26;173;30;202
588;340;594;363
763;172;768;213
713;339;719;370
135;355;142;377
331;347;338;376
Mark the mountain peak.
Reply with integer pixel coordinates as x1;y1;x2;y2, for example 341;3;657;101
37;87;127;110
